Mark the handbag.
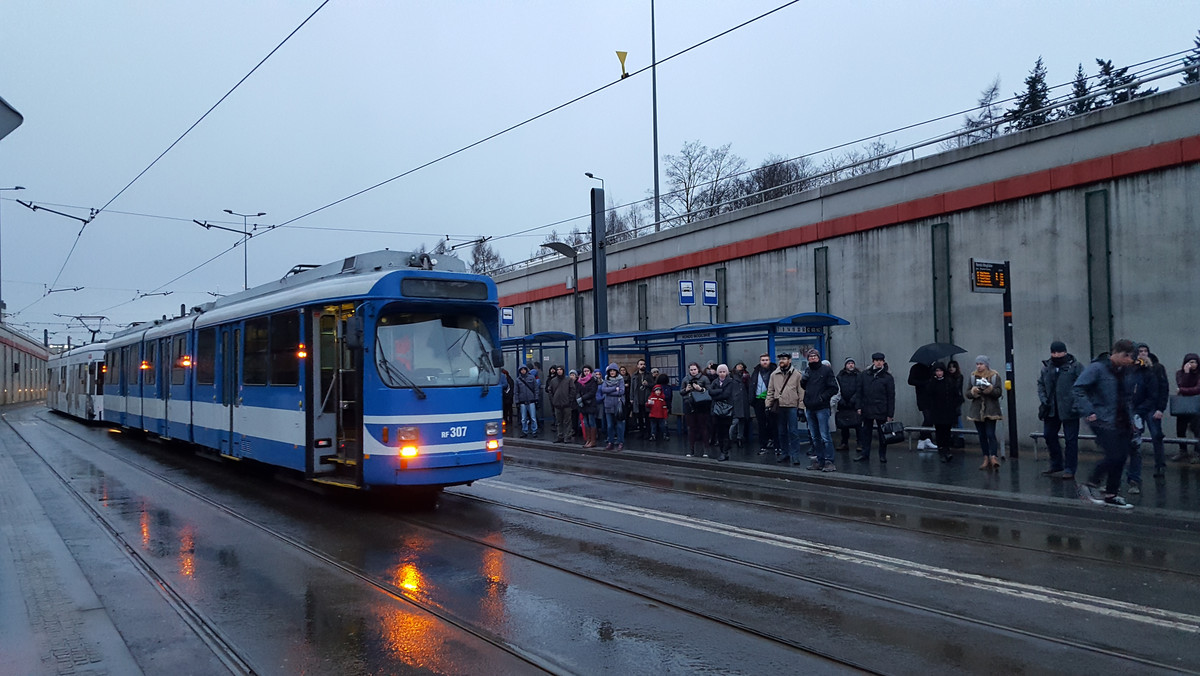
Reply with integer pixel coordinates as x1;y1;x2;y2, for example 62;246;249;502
1170;394;1200;416
690;388;712;404
881;421;905;445
712;401;733;417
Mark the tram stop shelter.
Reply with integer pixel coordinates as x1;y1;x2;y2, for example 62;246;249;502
582;312;850;388
501;331;580;376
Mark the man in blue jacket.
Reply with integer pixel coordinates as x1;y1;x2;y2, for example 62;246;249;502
1073;339;1137;508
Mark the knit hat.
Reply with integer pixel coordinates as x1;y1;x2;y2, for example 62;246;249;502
805;348;821;359
975;355;991;367
871;352;885;360
844;357;856;366
569;369;577;377
1050;341;1067;353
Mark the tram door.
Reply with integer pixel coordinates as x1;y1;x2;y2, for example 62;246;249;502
217;328;240;458
308;304;360;482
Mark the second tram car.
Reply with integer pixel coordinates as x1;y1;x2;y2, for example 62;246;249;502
47;344;107;420
99;250;504;490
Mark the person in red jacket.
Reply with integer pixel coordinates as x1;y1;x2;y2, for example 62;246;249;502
646;381;669;442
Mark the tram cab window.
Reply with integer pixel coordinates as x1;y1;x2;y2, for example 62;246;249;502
171;335;187;385
374;308;498;389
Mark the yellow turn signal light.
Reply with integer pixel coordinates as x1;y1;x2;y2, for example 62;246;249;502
486;439;500;451
400;446;419;458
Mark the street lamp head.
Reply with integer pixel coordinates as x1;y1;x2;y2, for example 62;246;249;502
0;186;24;191
254;212;266;217
223;209;234;215
584;172;604;189
541;241;578;259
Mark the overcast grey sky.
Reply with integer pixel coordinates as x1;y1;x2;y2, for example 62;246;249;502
1;0;1197;345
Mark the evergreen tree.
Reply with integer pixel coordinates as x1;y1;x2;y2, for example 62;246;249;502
1183;30;1200;85
1094;58;1157;107
1060;63;1096;118
1003;57;1051;131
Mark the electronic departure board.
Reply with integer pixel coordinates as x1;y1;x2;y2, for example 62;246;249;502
970;259;1008;294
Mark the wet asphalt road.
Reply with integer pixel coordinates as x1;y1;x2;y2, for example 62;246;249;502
6;406;1200;675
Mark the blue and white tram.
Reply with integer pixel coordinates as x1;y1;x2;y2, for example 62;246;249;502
101;250;504;489
47;344;107;421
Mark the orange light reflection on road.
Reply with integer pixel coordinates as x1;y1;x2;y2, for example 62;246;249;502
139;508;150;549
179;527;195;578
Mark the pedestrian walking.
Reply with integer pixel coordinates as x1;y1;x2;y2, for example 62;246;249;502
766;353;805;466
1037;340;1084;480
681;362;712;457
801;349;838;471
1073;340;1139;508
965;355;1004;470
1171;353;1200;463
855;353;896;463
835;358;863;453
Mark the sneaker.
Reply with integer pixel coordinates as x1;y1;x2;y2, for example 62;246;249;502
852;453;869;462
648;435;656;442
1062;471;1075;480
685;453;694;457
805;461;823;471
717;453;728;462
1041;469;1065;478
1078;483;1104;504
615;443;623;452
702;453;710;458
916;439;930;450
1127;482;1141;495
604;443;614;451
1103;495;1133;509
822;461;837;472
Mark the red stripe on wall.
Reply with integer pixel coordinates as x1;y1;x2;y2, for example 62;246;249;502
500;135;1200;307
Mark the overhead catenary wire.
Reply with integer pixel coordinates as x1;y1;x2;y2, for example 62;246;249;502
26;0;332;315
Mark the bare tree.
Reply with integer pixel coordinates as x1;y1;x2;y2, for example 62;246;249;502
469;240;505;275
940;77;1003;150
737;154;818;206
661;140;713;225
820;138;897;184
698;143;746;219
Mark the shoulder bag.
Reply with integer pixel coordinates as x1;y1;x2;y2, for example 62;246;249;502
1170;394;1200;416
881;421;906;445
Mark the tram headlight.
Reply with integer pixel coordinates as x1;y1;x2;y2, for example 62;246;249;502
485;422;500;436
398;426;419;441
400;445;419;457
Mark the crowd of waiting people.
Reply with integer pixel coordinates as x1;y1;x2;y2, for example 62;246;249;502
499;338;1200;508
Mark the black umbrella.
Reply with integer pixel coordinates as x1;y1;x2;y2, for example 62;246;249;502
909;342;967;364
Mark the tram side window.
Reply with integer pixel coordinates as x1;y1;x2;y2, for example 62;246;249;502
171;335;187;385
270;311;300;386
125;347;137;389
144;342;156;386
196;329;215;385
244;317;269;385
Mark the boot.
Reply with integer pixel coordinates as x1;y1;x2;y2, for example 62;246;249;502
979;457;991;470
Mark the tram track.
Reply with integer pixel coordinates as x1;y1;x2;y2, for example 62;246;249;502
24;411;1199;674
24;411;868;674
12;412;563;675
429;484;1199;674
501;452;1200;579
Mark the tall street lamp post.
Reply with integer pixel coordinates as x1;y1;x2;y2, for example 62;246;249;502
223;209;265;290
0;185;25;321
541;241;583;369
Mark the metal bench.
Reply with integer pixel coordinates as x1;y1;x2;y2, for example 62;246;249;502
903;426;980;451
1028;431;1199;454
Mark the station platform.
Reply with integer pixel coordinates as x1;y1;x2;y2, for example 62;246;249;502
504;421;1200;516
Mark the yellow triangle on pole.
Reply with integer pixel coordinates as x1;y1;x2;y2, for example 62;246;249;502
616;51;629;78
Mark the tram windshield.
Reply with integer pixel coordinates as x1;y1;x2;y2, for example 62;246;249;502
374;310;498;389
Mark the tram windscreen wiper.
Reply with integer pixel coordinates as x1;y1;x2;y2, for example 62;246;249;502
377;350;427;399
473;333;496;396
